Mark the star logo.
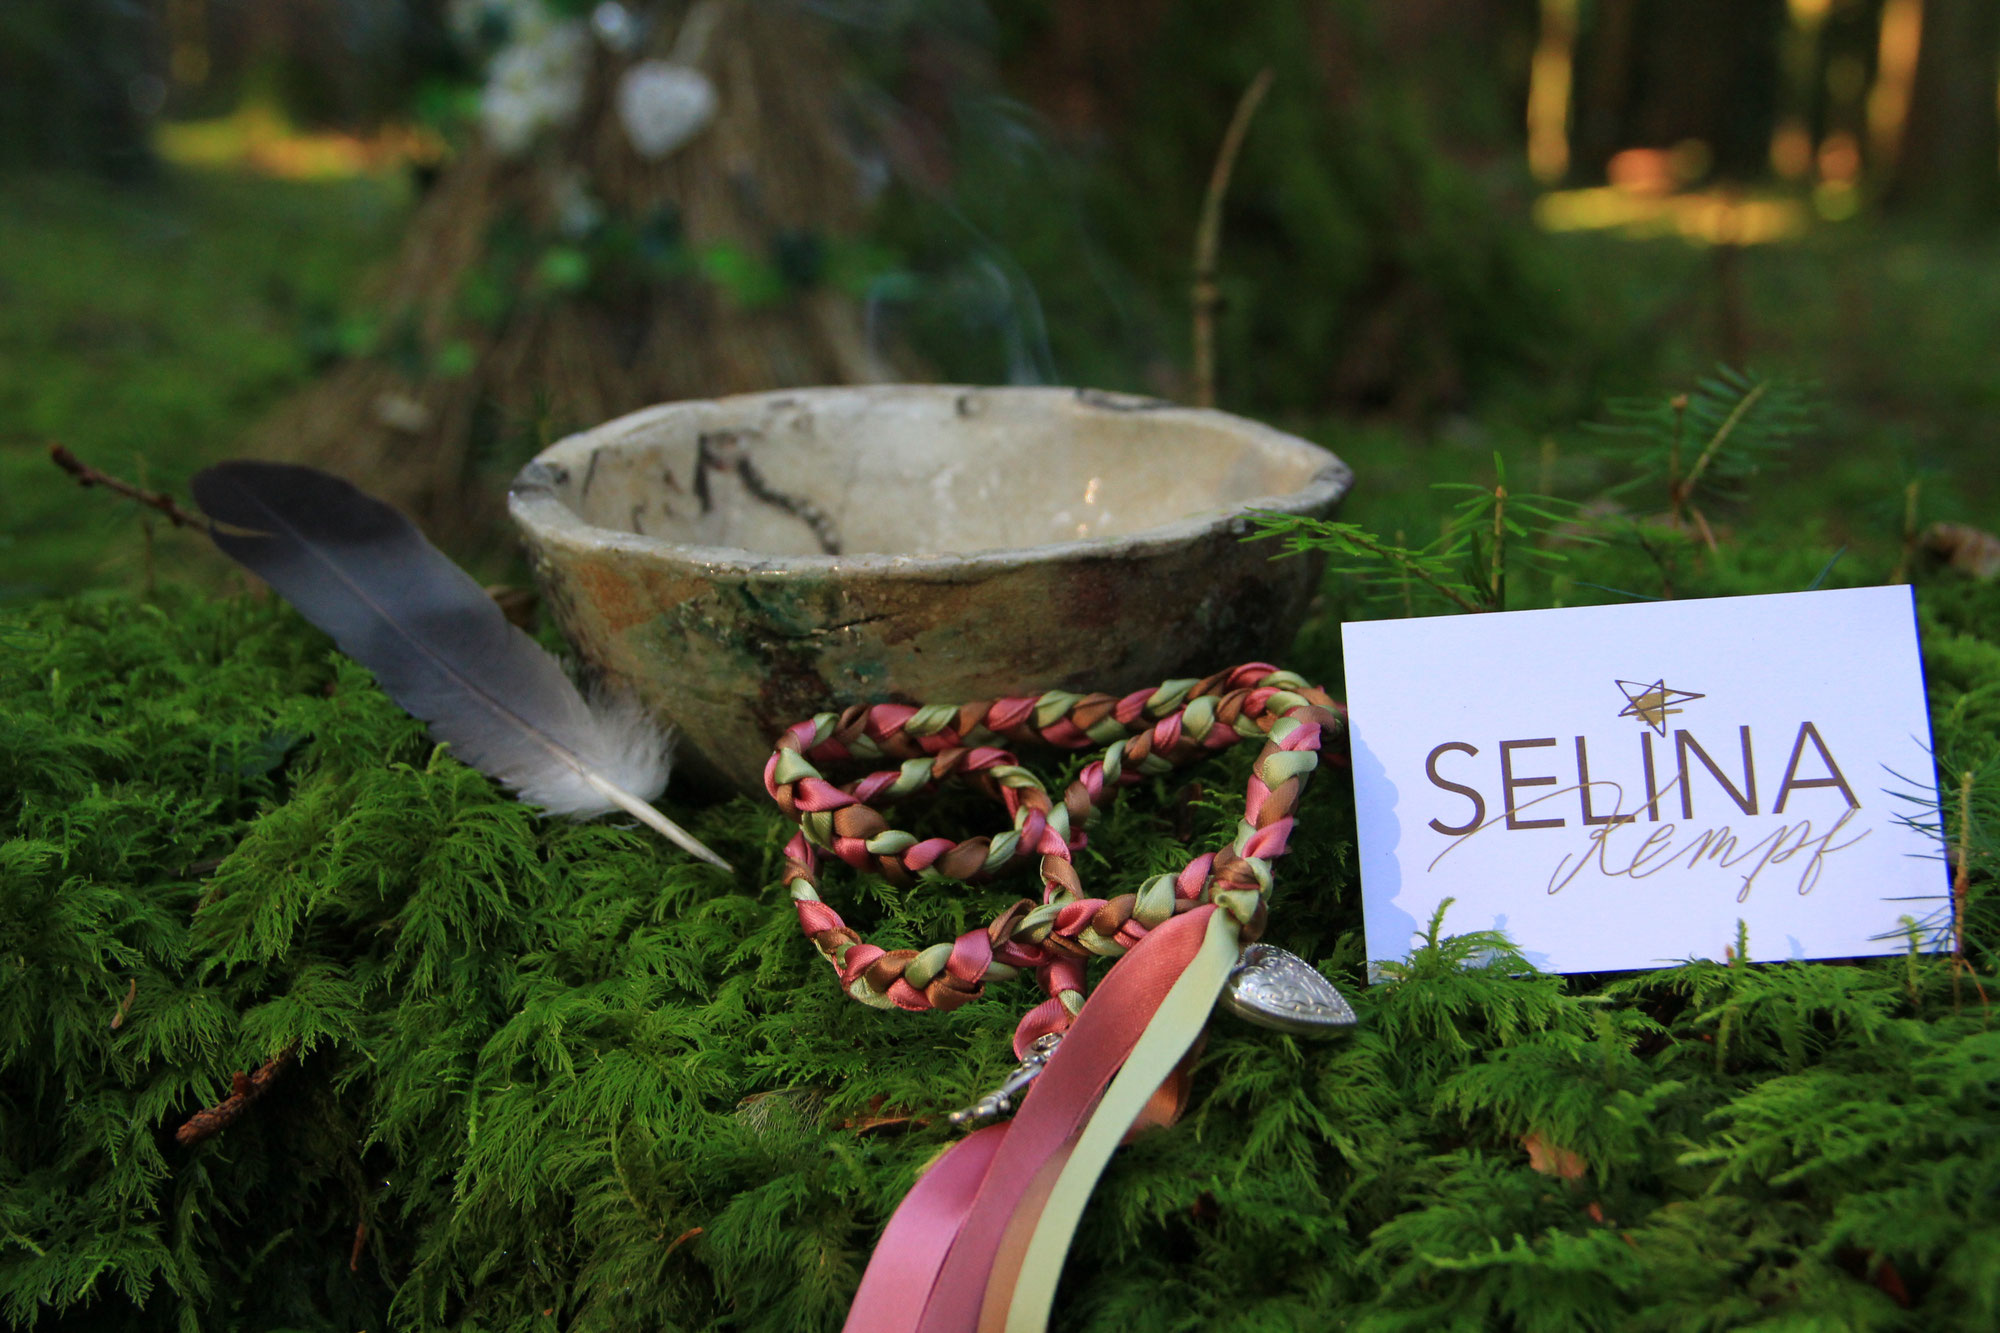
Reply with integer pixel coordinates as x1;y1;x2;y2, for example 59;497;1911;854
1616;678;1705;735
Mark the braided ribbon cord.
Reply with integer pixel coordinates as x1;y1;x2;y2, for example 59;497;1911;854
764;664;1350;1332
763;663;1349;1057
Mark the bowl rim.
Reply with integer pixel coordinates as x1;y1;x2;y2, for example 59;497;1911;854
507;384;1353;576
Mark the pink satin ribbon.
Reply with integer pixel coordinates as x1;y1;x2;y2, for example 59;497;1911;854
844;1126;1010;1330
840;905;1219;1333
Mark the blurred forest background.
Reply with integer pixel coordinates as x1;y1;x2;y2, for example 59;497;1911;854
4;0;1999;597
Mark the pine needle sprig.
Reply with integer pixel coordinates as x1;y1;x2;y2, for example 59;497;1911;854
1249;512;1484;613
1253;454;1592;614
1431;453;1599;611
1589;366;1815;527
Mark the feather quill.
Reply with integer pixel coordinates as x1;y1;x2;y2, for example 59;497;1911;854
191;460;729;870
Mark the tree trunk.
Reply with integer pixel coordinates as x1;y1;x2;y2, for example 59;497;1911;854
1885;0;2000;223
250;0;902;556
1572;0;1640;182
1572;0;1786;183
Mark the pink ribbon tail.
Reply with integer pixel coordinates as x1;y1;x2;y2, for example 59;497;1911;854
843;1126;1010;1333
917;905;1219;1332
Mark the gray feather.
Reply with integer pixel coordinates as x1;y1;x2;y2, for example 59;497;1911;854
190;461;728;870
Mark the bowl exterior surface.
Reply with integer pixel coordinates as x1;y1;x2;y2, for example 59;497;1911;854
510;387;1350;792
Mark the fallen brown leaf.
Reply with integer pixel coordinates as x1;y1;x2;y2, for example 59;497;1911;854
1922;522;2000;579
1521;1130;1587;1181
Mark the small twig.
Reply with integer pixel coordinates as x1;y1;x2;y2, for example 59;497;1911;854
1687;503;1720;555
1951;768;1988;1009
110;978;137;1031
175;1047;297;1147
135;454;158;595
1490;482;1508;609
1891;478;1922;584
1667;394;1688;526
49;444;207;530
1191;68;1275;410
1633;526;1676;600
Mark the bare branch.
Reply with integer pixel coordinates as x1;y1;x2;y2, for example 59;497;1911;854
49;444;208;531
1191;68;1274;410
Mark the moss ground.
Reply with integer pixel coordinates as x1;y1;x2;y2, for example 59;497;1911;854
3;167;1999;1330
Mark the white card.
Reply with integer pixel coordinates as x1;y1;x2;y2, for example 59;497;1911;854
1342;586;1946;975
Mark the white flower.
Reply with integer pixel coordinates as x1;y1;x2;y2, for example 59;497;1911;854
616;60;718;160
479;19;589;155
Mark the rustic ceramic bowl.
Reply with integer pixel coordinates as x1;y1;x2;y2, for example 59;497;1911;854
508;385;1352;793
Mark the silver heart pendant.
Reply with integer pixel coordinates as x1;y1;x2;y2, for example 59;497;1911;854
1218;944;1359;1037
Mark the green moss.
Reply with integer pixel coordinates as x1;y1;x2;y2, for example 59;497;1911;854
2;540;1996;1330
7;150;2000;1333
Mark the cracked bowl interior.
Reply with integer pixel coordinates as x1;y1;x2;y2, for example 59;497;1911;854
508;385;1352;793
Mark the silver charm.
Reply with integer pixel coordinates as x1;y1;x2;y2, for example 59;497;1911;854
1218;944;1359;1037
950;1033;1062;1127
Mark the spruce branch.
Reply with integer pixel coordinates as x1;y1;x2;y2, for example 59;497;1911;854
1590;367;1814;525
1676;378;1768;510
1433;456;1593;611
1248;513;1484;613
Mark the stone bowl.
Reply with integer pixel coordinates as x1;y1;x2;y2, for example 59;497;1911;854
507;385;1352;794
